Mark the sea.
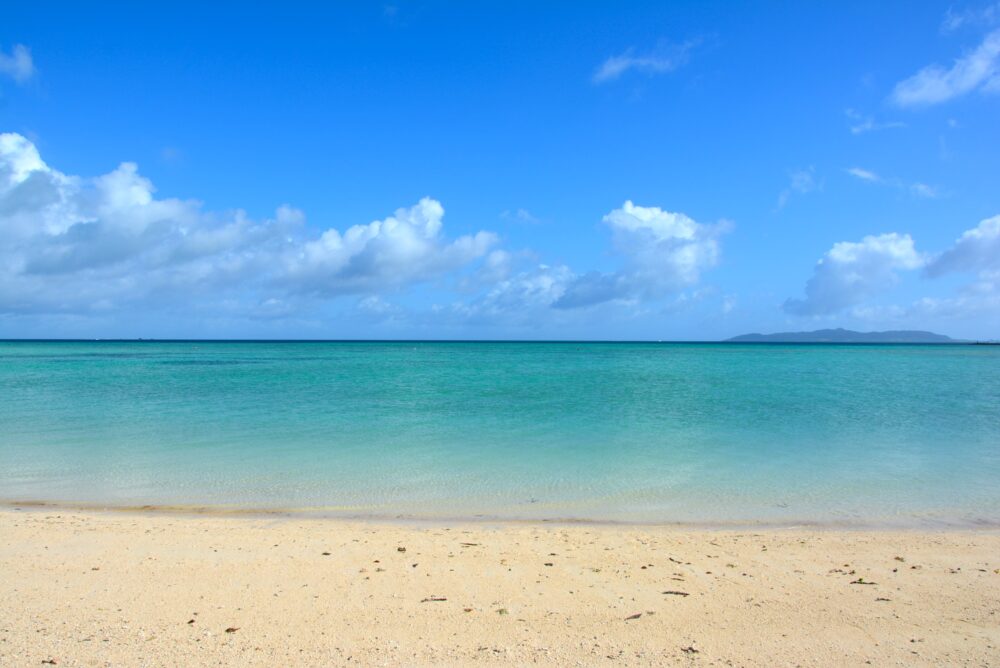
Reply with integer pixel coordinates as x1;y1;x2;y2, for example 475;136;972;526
1;340;998;527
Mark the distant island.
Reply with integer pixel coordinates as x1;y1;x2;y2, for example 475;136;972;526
725;328;959;343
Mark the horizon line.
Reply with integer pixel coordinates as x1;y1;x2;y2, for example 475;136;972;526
0;338;989;345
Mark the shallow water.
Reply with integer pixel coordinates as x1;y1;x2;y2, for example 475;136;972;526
2;341;998;526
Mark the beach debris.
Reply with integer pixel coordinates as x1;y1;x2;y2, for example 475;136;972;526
460;542;480;547
894;556;905;562
397;546;406;552
464;608;473;612
497;608;509;615
41;660;58;665
850;578;877;585
625;613;642;621
876;597;891;602
224;627;240;633
544;562;553;567
421;596;447;602
680;646;699;654
662;590;690;597
187;619;195;625
321;552;331;556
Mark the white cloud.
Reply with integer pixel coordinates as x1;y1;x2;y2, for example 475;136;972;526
925;214;1000;276
0;44;34;83
593;39;699;84
554;201;727;309
782;215;1000;325
868;266;1000;322
447;263;577;325
0;135;730;331
0;133;496;316
846;167;881;182
891;28;1000;106
475;249;515;283
604;201;725;286
450;201;728;317
281;197;497;296
784;233;925;316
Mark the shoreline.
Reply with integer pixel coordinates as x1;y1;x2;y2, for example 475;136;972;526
0;499;1000;534
2;508;998;666
5;497;1000;532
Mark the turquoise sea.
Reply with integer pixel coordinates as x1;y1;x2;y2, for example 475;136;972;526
1;341;999;527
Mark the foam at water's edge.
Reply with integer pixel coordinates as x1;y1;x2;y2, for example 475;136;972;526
5;498;1000;532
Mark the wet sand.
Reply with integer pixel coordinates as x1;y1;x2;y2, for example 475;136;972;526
1;508;998;666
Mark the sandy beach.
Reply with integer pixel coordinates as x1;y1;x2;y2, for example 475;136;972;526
0;509;997;666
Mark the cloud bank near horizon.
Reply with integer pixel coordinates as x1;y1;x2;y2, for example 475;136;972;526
0;132;996;335
0;133;736;330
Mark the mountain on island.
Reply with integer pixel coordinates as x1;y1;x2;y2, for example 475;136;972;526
725;328;958;343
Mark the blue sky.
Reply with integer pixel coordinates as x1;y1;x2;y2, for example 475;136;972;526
1;1;999;339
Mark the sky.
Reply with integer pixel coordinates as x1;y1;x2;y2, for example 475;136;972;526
1;1;999;340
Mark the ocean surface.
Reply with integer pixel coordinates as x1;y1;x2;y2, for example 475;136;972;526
1;341;999;527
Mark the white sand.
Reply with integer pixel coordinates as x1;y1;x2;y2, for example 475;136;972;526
1;509;998;666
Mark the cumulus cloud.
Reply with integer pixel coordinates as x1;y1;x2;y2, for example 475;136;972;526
891;28;1000;106
783;233;925;316
604;201;725;285
925;215;1000;276
553;201;727;309
0;44;34;83
785;215;1000;323
444;263;577;326
0;134;730;330
281;197;497;296
445;201;728;321
593;39;699;84
0;133;495;316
